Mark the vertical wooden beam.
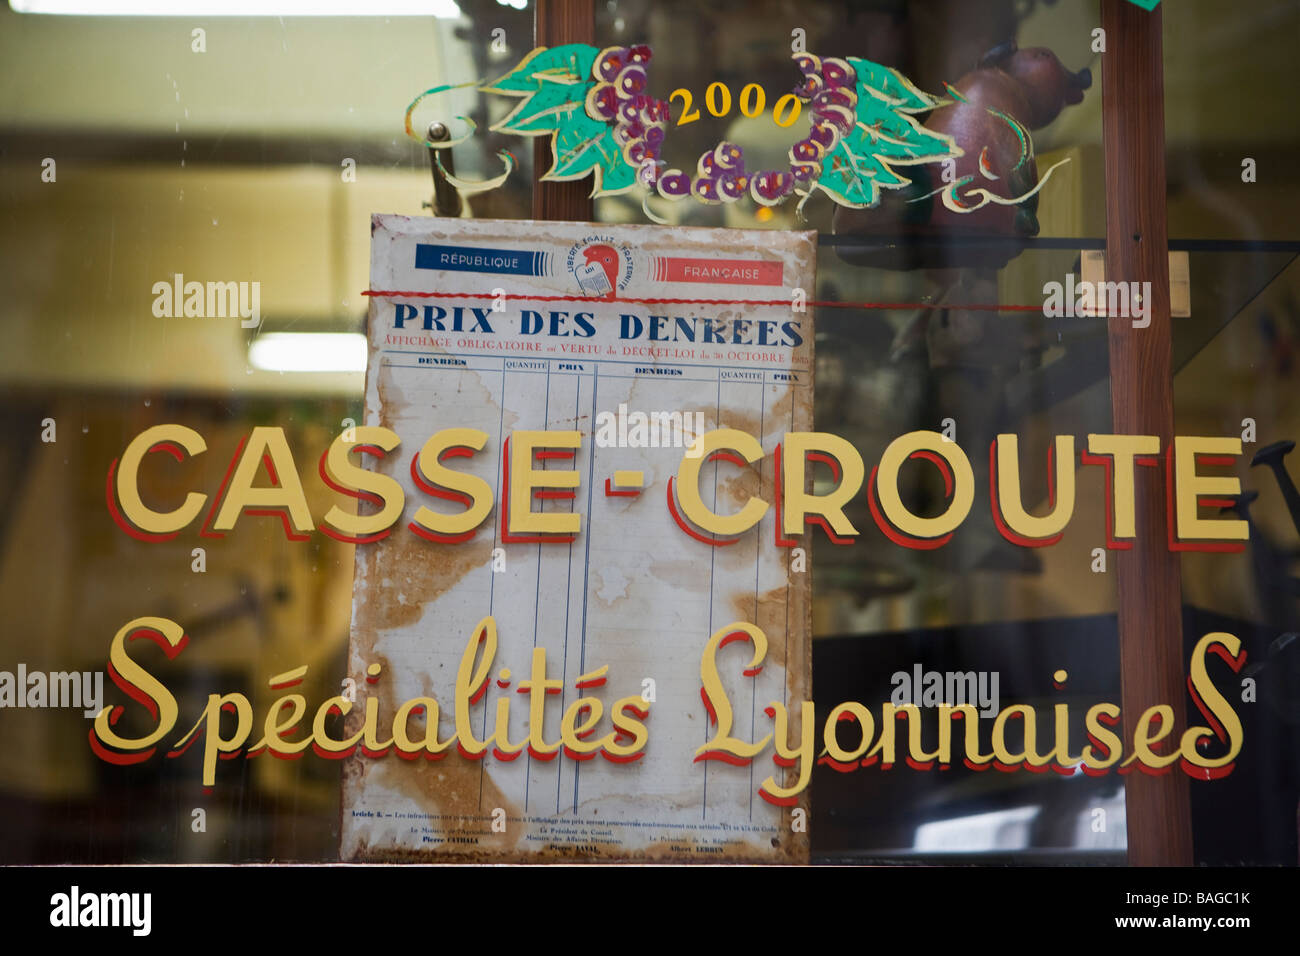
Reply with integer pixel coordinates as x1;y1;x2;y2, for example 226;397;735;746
1101;0;1193;865
532;0;595;222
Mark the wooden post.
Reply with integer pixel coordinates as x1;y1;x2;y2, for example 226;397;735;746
1101;0;1194;865
532;0;595;223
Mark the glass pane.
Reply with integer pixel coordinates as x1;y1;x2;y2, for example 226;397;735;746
0;3;536;862
9;0;1293;869
1164;0;1300;866
591;0;1120;861
1164;0;1299;243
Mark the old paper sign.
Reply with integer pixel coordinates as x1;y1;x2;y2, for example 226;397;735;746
341;215;815;862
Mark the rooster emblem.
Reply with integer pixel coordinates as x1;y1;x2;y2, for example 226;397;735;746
574;243;619;297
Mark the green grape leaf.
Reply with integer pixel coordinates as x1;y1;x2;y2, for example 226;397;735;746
496;79;591;134
813;57;960;207
548;113;614;178
814;122;951;207
848;57;940;111
592;143;638;195
546;118;638;197
855;96;957;158
482;44;599;95
815;130;908;208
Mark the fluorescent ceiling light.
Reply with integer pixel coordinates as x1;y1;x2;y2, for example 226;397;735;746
10;0;463;16
249;332;367;373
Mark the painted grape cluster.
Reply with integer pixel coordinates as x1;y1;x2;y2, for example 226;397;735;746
584;46;672;191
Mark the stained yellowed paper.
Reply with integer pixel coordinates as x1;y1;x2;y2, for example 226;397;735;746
342;216;814;862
